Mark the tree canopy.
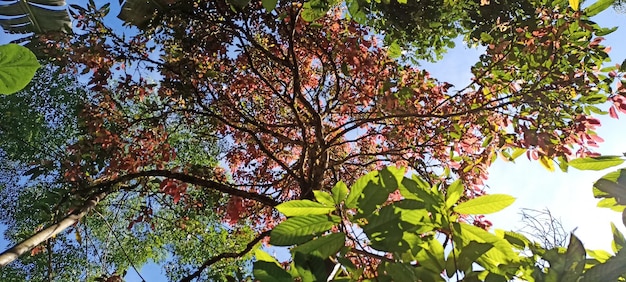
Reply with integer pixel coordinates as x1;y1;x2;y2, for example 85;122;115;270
2;0;626;280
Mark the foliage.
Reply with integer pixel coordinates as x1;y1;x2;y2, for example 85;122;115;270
0;0;71;35
2;0;626;280
256;167;626;281
0;44;40;95
0;64;254;280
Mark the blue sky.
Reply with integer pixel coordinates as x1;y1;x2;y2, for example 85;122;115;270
2;1;626;281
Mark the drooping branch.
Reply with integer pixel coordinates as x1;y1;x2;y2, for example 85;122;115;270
89;170;281;207
0;191;108;267
180;230;271;282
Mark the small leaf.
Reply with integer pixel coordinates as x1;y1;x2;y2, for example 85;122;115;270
454;194;515;215
388;41;401;58
620;59;626;72
0;44;40;95
539;156;555;172
569;0;580;10
261;0;278;12
331;181;349;204
270;215;339;246
313;191;335;207
584;0;615;16
569;156;624;171
446;179;464;208
611;222;626;253
275;200;335;217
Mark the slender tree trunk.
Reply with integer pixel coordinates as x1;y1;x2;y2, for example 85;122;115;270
0;191;107;267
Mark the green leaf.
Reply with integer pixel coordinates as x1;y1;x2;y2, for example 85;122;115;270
270;215;339;246
388;41;401;58
292;252;328;281
510;148;526;161
499;230;530;249
594;179;626;205
361;205;404;251
253;249;292;282
452;223;518;271
561;234;586;281
346;170;378;209
454;241;494;273
620;59;626;72
313;191;335;207
454;194;515;215
261;0;278;12
275;200;335;217
292;232;345;258
569;156;624;171
331;181;348;204
0;44;40;95
580;248;626;281
413;236;445;274
539;155;555;172
301;0;328;22
445;179;464;208
569;0;580;10
595;26;618;36
611;222;626;253
584;0;615;17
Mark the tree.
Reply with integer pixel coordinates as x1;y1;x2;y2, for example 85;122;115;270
1;0;626;280
0;64;255;280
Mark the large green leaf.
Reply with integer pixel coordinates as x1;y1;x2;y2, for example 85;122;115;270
253;249;292;282
292;232;345;258
345;170;378;209
0;44;40;95
611;222;626;253
452;241;494;273
445;179;464;208
0;0;70;34
261;0;278;12
275;200;335;217
331;181;348;205
594;179;626;205
454;194;515;215
584;0;615;16
270;215;339;246
560;234;586;281
452;223;518;271
569;156;624;171
313;191;335;207
580;249;626;281
117;0;174;29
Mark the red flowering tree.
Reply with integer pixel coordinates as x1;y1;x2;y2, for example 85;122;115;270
2;0;626;279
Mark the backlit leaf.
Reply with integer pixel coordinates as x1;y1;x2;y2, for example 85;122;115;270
454;194;515;215
0;44;40;95
270;215;339;246
569;156;624;171
275;200;335;217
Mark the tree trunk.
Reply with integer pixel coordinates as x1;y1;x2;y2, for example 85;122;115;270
0;191;107;267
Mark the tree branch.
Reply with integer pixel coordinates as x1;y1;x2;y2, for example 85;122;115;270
0;191;108;267
180;230;271;282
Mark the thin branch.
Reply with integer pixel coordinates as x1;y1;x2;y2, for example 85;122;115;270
180;230;271;282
